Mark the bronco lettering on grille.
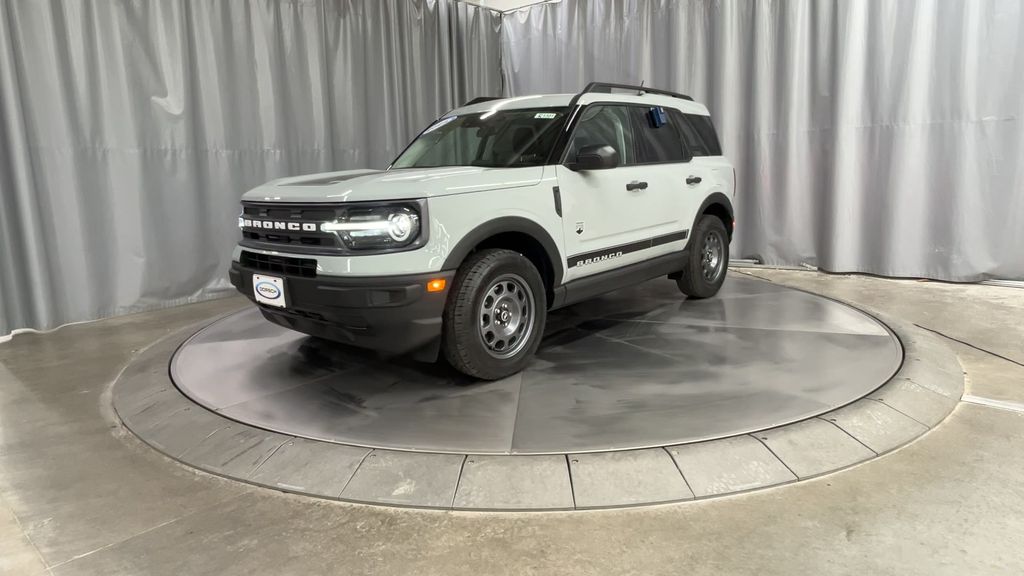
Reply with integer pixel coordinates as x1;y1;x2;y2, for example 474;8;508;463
241;219;318;232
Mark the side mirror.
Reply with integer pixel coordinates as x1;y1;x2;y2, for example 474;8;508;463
569;144;620;171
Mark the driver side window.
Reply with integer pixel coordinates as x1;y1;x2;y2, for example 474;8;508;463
566;105;635;166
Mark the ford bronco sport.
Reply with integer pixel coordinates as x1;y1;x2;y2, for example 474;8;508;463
230;82;736;380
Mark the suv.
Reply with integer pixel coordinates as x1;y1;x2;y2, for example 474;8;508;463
230;82;735;380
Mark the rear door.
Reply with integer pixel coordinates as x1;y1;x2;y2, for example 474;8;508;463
619;106;696;261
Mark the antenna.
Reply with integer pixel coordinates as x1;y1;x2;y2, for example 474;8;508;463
638;80;645;95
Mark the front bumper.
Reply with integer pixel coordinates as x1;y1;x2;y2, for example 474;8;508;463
230;261;454;357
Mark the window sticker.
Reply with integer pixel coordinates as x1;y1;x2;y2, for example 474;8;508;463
534;112;558;119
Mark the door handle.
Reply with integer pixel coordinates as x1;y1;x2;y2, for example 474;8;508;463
626;181;648;191
686;176;702;185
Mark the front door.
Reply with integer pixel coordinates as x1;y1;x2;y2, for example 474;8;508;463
557;103;691;283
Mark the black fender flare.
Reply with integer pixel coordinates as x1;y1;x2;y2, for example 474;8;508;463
694;192;735;240
441;216;564;287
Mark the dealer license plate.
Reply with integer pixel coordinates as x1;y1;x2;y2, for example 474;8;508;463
252;274;287;308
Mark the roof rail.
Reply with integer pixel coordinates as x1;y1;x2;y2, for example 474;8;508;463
579;82;694;102
462;96;503;106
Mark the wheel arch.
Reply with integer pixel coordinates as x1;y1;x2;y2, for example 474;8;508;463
441;217;563;307
695;192;735;241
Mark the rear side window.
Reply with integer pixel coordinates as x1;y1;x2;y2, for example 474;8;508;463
627;106;686;164
674;111;722;156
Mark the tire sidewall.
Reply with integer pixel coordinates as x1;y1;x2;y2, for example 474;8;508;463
689;216;729;297
445;250;547;379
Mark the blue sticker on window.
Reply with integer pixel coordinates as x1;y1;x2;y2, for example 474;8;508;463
648;106;668;128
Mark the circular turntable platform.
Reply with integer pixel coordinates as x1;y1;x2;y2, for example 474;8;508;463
170;275;902;454
113;274;964;510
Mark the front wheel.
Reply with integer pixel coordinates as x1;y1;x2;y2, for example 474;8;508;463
677;215;729;299
442;249;547;380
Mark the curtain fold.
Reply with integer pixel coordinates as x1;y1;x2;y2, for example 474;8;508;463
0;0;502;334
501;0;1024;281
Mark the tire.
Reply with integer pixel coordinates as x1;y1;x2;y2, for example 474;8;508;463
442;248;547;380
677;214;729;299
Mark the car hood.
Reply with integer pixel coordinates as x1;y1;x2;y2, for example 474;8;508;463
241;166;545;204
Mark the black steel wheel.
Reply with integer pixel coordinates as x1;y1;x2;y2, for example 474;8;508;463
442;249;547;380
677;215;729;299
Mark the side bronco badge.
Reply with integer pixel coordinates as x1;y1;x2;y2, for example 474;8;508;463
574;251;624;267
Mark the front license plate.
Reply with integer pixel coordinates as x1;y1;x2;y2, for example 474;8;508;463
253;274;287;308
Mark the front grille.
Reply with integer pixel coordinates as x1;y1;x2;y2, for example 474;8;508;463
241;230;337;248
240;251;317;278
243;204;336;221
241;202;342;252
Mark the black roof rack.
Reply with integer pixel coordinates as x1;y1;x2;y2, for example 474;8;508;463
462;96;503;106
579;82;693;102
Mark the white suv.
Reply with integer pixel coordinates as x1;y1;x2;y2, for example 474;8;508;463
231;83;736;379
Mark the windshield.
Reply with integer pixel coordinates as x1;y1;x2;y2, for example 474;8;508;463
391;107;569;169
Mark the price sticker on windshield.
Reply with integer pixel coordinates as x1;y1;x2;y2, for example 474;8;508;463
534;112;558;119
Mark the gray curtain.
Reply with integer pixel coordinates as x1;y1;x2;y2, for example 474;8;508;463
0;0;502;335
502;0;1024;281
3;0;1022;336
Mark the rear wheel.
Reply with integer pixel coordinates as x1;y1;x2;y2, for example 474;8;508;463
677;214;729;299
442;249;546;380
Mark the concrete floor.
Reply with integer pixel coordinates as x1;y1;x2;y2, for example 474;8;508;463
1;269;1022;576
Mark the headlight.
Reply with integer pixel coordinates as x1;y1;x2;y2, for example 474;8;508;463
320;204;422;251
